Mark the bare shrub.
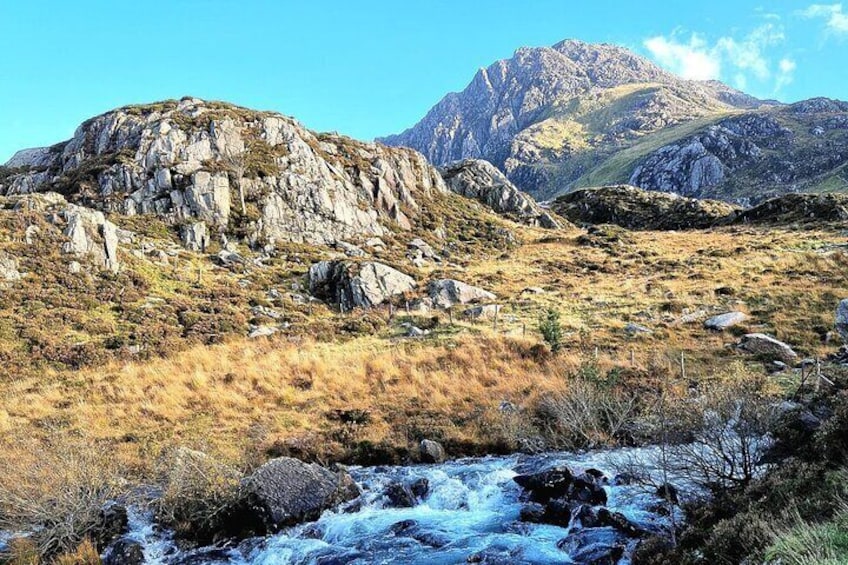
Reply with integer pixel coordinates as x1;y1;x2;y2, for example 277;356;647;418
536;365;641;448
153;447;243;542
0;436;123;560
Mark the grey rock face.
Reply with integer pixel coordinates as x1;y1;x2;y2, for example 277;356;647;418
738;333;798;363
440;159;561;228
62;205;120;272
629;116;787;197
180;221;211;252
836;299;848;342
2;98;446;246
705;312;748;331
242;457;360;530
428;279;496;309
380;40;757;199
308;261;416;310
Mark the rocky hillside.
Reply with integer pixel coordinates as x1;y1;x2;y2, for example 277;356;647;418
381;40;848;204
0;98;447;247
439;159;562;228
552;185;739;230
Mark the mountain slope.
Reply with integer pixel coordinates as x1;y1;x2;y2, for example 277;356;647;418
381;39;848;204
380;39;761;200
1;98;448;246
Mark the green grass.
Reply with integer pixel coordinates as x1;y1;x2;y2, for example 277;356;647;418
765;506;848;565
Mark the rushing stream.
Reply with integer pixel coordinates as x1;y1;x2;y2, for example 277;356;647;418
123;446;680;565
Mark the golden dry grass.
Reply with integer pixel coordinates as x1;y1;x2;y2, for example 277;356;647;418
1;224;845;472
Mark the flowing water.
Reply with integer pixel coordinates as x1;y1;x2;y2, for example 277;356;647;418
123;446;680;565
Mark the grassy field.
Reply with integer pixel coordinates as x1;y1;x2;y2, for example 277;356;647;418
1;217;846;473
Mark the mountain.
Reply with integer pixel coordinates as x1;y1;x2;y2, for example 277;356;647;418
1;97;448;247
380;39;848;204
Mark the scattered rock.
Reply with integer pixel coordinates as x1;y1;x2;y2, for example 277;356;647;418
624;322;652;336
309;261;416;310
836;299;848;342
513;466;573;503
68;261;82;274
419;439;446;464
92;502;129;550
463;304;502;320
180;221;211;252
62;205;120;272
103;538;145;565
704;311;748;331
248;326;278;339
428;279;496;309
335;241;366;257
738;333;798;363
240;457;360;532
0;252;21;282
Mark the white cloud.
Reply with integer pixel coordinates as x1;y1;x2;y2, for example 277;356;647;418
644;24;794;94
775;58;797;91
644;34;721;80
800;3;848;34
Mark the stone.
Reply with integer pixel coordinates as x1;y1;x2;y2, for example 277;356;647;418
463;304;502;320
241;457;360;531
705;311;748;330
248;326;278;339
103;538;144;565
61;205;120;272
180;221;210;252
624;322;652;336
738;333;798;363
0;253;21;282
308;261;416;310
384;482;418;508
68;261;82;274
419;439;445;464
513;466;573;503
427;279;496;309
91;502;129;551
836;299;848;342
24;225;39;245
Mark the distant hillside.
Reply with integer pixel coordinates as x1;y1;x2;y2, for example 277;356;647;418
381;39;848;204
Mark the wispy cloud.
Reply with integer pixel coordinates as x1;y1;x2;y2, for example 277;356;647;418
799;3;848;35
643;24;794;94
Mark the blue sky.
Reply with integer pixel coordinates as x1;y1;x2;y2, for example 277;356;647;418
1;0;846;163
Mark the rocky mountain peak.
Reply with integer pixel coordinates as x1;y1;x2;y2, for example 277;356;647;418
1;97;447;247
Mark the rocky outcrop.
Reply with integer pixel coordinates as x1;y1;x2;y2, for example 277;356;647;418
427;279;496;309
63;205;120;272
439;159;561;228
630;108;848;203
241;457;359;531
738;334;798;363
552;185;738;230
1;98;447;247
180;221;211;252
0;252;21;282
727;193;848;224
308;260;416;310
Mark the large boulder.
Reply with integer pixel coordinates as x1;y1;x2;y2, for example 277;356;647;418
427;279;496;309
440;159;562;228
419;439;446;464
241;457;360;532
738;333;798;363
308;260;416;310
180;221;211;252
837;299;848;343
